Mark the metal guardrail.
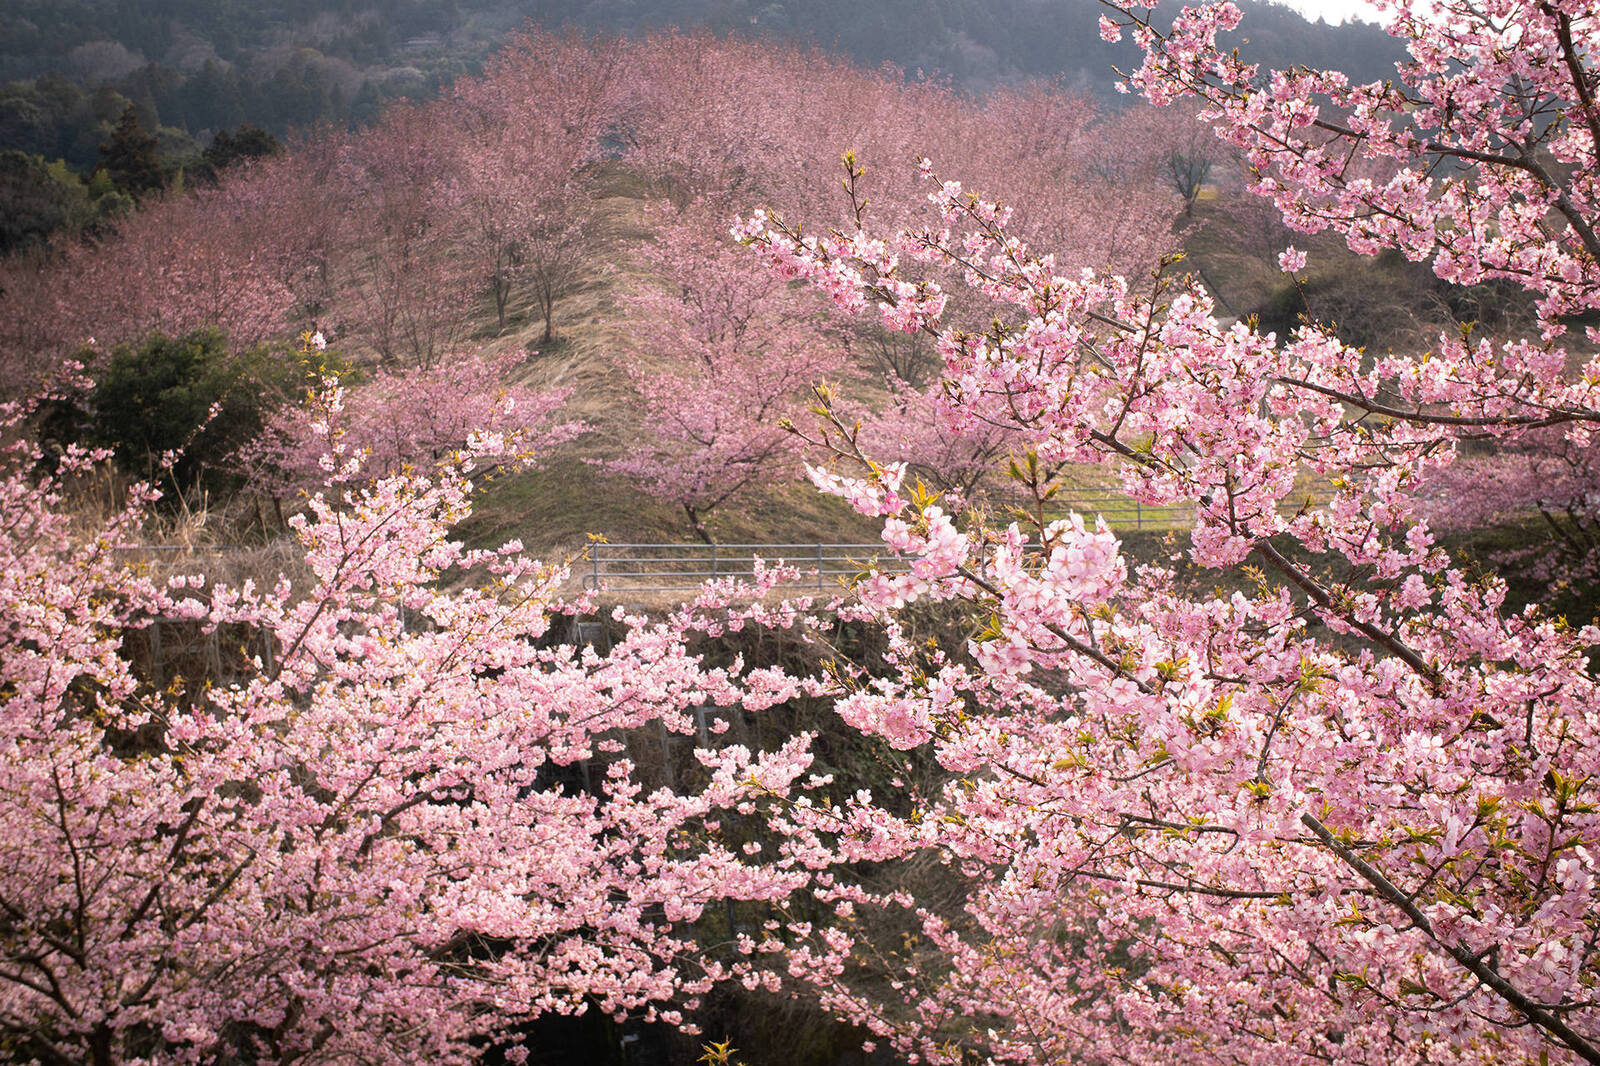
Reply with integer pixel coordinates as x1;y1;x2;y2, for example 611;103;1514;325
120;489;1325;595
583;543;911;592
583;491;1330;593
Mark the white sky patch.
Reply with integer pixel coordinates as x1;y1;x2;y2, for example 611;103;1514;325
1264;0;1389;24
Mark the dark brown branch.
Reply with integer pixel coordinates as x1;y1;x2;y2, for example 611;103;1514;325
1253;540;1443;692
1275;377;1599;428
120;796;206;941
1542;0;1600;168
1302;813;1600;1065
1066;865;1287;900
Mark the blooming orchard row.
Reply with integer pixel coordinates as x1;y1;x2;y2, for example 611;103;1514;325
0;30;1195;531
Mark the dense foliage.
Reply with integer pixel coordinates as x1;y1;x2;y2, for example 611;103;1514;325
87;328;296;489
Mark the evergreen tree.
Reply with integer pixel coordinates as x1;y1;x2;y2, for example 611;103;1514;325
197;123;281;183
97;105;164;198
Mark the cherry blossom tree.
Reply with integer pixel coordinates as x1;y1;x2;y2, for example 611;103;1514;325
0;140;336;394
602;200;847;542
959;83;1184;277
726;0;1600;1060
1111;99;1238;216
37;183;296;361
245;135;357;328
0;383;821;1066
448;30;624;339
1419;426;1600;592
618;33;832;212
853;381;1024;502
0;247;80;390
330;105;478;369
236;345;587;498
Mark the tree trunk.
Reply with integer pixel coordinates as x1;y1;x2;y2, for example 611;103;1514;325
90;1024;115;1066
494;271;510;330
537;275;554;342
685;504;713;545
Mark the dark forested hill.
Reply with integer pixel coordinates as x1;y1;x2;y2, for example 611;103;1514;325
1;0;1404;131
524;0;1405;90
0;0;1404;250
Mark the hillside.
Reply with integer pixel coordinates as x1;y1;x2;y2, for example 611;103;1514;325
0;17;1535;568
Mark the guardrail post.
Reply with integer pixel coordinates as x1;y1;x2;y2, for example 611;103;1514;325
1136;499;1143;530
590;547;599;590
710;542;718;580
817;543;824;589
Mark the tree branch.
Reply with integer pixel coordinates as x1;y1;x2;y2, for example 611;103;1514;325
1302;813;1600;1065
